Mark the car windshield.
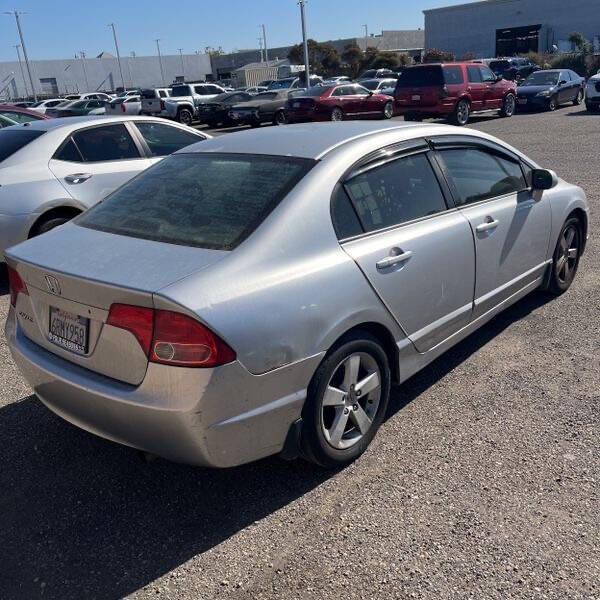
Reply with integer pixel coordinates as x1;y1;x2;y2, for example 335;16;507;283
268;79;294;89
523;72;559;86
253;92;278;100
396;66;444;87
171;86;191;97
297;86;329;97
56;101;73;108
0;129;44;162
489;60;510;72
77;153;315;250
70;101;88;108
360;80;380;90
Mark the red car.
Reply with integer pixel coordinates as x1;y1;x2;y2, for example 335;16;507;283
286;83;395;122
0;104;52;124
394;63;517;126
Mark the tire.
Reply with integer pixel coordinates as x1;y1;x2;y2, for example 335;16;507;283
381;101;394;119
547;217;582;295
450;99;470;125
273;110;287;126
30;213;77;238
301;332;391;468
500;93;516;117
177;108;194;126
548;96;557;111
330;106;344;122
573;89;584;106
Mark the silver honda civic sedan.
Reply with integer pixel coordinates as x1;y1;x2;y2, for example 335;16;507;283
4;121;589;468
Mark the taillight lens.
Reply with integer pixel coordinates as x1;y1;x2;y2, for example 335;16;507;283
121;103;126;112
160;99;165;110
440;85;449;99
106;304;236;368
8;266;28;308
151;310;236;367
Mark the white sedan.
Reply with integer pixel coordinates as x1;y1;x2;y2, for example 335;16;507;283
0;115;209;259
29;98;64;114
105;96;142;115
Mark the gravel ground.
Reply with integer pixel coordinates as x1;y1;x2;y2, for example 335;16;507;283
0;105;598;600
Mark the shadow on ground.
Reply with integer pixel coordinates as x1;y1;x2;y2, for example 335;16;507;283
0;291;552;600
0;264;7;296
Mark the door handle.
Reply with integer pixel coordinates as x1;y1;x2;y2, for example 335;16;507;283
376;249;413;270
65;173;92;184
475;217;500;233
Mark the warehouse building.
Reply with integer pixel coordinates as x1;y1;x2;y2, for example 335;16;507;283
424;0;600;58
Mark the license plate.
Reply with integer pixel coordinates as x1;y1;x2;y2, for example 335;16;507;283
411;94;421;101
293;101;300;108
49;307;89;354
517;98;527;104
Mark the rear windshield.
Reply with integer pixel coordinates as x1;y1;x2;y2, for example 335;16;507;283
0;129;44;162
141;89;157;99
489;60;510;72
77;153;315;250
396;66;444;87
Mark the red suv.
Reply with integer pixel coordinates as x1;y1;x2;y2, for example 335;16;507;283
394;63;517;125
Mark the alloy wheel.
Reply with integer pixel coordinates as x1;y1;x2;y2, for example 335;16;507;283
455;100;469;125
321;352;381;450
548;98;557;111
331;107;343;122
575;90;583;105
556;224;580;285
383;102;393;119
504;94;515;116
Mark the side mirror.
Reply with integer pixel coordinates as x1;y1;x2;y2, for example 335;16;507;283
559;79;567;85
532;168;558;190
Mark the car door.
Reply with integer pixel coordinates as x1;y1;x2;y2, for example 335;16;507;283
480;65;502;108
466;65;486;111
337;142;475;353
556;71;571;103
434;140;551;319
132;121;206;165
48;122;152;208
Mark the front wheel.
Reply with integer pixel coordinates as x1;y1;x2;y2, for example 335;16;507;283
177;108;193;126
548;96;557;111
450;99;470;125
500;93;516;117
381;101;394;119
330;106;344;122
573;89;583;106
301;332;391;468
547;217;582;295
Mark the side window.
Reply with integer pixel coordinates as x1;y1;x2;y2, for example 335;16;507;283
0;111;39;123
194;86;206;95
521;161;533;187
561;71;570;82
439;148;526;206
135;122;204;157
352;85;370;96
331;184;363;240
54;137;83;162
158;90;167;98
344;153;448;233
332;87;343;97
467;66;482;83
480;66;496;83
443;66;464;84
72;124;140;162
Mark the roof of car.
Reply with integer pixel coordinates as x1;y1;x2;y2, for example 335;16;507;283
4;114;172;133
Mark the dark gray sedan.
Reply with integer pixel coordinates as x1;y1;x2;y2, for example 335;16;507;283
516;69;585;111
229;90;304;126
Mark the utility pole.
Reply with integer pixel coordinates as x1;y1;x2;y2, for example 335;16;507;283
155;39;165;86
79;51;90;91
258;37;264;62
262;24;269;62
178;48;185;77
107;23;125;91
13;44;28;98
4;11;37;101
363;24;368;52
298;0;310;86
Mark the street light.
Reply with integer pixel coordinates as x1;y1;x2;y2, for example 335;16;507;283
4;11;37;101
107;23;125;91
363;24;368;51
155;39;165;86
178;48;185;77
298;0;310;85
262;24;269;62
13;44;29;98
79;50;90;91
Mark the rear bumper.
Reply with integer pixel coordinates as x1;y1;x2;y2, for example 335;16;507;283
0;213;31;262
6;308;323;468
394;101;455;117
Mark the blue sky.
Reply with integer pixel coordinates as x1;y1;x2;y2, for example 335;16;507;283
1;0;476;62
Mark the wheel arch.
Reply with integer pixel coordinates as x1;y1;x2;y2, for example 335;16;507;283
28;204;84;238
567;207;588;254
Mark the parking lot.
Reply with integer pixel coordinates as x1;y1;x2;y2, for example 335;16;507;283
1;105;598;599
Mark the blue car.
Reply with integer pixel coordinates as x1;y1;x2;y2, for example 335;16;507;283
516;69;585;111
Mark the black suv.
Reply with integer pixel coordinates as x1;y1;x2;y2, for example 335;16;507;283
488;57;540;81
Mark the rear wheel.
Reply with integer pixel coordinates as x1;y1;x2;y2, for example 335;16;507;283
547;217;582;295
450;99;470;125
500;93;516;117
301;332;391;468
330;106;344;122
177;108;193;126
30;211;80;238
573;89;583;106
382;101;394;119
273;110;287;126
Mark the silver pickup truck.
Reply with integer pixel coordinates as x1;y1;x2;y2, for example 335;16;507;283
164;83;226;125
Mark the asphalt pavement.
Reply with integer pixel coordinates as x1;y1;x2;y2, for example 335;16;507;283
0;105;598;599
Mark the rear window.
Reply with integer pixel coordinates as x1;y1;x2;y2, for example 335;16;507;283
396;66;444;88
171;86;191;97
77;153;315;250
141;89;157;99
0;129;44;162
443;66;464;84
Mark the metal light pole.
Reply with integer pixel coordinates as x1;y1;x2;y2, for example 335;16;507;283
298;0;310;86
79;51;90;91
107;23;125;91
262;24;269;62
14;44;29;97
258;37;264;62
363;24;368;51
155;39;165;86
178;48;185;77
5;11;37;101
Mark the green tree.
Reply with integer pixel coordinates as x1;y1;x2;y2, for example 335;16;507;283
287;39;341;77
422;48;456;63
341;43;363;78
567;32;589;53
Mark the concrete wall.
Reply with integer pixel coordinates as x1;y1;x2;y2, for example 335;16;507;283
0;53;212;99
424;0;600;58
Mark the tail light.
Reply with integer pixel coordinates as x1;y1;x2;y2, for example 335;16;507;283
8;266;28;308
440;85;449;99
121;103;126;113
106;304;236;368
160;99;165;111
